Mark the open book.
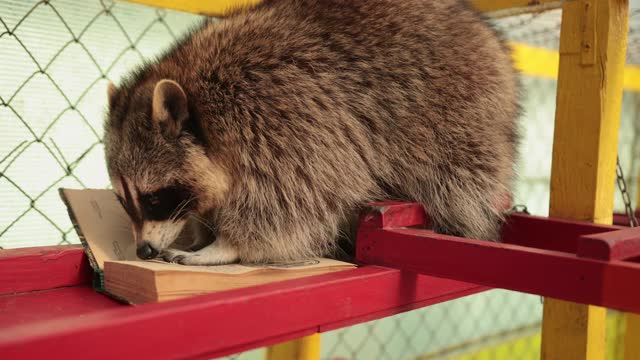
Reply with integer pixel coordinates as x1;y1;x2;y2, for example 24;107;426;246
59;188;356;304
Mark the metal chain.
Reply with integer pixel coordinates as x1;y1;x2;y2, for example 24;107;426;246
616;157;639;227
506;204;530;215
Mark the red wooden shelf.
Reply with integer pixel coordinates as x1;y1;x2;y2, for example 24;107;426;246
1;205;638;359
0;245;485;359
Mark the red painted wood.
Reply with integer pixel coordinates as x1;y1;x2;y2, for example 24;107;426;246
577;227;640;260
0;266;485;359
362;202;430;229
0;286;121;329
0;245;91;295
319;271;485;332
357;226;640;314
612;210;640;226
3;205;636;358
356;202;622;254
613;213;632;226
501;213;620;254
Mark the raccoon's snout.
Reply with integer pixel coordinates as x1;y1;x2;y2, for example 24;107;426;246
137;242;159;260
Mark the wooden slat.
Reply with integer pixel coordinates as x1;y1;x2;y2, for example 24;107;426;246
0;266;485;359
356;225;640;314
625;314;640;359
623;141;640;359
123;0;261;16
577;227;640;260
472;0;564;14
0;286;121;329
502;212;621;254
542;0;630;359
0;245;91;296
121;0;563;17
266;334;321;360
511;42;640;92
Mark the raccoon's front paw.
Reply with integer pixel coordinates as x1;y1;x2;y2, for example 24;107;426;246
161;241;239;266
161;249;200;265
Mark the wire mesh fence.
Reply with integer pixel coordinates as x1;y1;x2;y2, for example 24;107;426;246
0;0;200;248
1;1;639;359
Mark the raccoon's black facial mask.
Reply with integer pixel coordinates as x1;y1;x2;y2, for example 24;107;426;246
115;180;141;227
138;185;196;222
114;182;195;224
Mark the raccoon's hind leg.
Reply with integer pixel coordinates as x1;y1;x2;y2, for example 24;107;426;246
161;236;239;265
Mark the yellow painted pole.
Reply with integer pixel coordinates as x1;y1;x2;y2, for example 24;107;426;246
265;334;321;360
509;42;640;91
541;0;629;359
471;0;563;13
625;314;640;359
122;0;562;16
123;0;261;16
623;138;640;359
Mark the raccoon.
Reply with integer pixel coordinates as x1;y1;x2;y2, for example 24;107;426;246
103;0;520;265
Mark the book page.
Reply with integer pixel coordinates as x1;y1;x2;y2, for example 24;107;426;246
60;188;137;269
110;257;354;275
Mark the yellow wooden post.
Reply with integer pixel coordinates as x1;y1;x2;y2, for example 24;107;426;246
265;334;321;360
623;151;640;359
124;0;262;16
625;314;640;359
541;0;629;359
123;0;562;16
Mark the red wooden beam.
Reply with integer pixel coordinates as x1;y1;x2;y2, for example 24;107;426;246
0;265;486;359
0;286;122;329
356;203;640;314
612;210;640;227
0;245;91;296
501;213;621;253
577;227;640;260
361;201;431;229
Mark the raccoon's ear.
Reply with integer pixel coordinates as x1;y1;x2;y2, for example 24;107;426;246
107;82;117;108
152;79;189;138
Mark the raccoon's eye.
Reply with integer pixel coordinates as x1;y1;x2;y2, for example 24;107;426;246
148;195;160;207
139;186;194;221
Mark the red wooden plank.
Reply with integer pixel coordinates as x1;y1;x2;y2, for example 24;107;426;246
577;227;640;260
0;245;91;295
356;202;621;254
0;266;485;359
319;271;486;332
611;210;639;226
501;213;620;254
362;202;430;229
357;227;640;314
613;213;632;226
0;286;122;328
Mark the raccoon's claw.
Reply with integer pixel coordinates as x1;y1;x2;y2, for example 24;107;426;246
161;249;199;265
161;241;239;265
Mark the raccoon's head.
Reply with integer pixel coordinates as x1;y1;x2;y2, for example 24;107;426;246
103;79;229;260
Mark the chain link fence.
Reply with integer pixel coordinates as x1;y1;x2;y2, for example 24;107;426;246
1;1;639;359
